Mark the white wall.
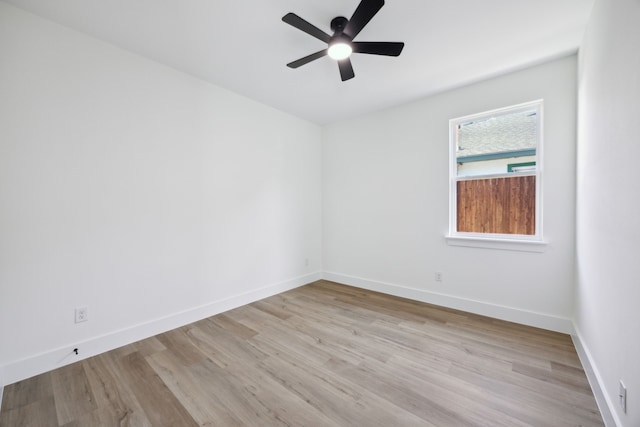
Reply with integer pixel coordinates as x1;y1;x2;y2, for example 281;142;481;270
0;3;322;384
323;56;577;331
575;0;640;425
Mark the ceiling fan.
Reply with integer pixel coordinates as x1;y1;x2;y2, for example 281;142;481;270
282;0;404;81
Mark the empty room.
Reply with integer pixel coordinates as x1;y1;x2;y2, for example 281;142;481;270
0;0;638;426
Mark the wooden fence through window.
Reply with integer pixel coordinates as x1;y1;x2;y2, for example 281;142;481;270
456;175;535;235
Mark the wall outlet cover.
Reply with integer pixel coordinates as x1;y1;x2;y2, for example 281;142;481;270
75;307;88;323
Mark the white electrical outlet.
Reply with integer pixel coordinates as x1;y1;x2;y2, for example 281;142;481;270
619;380;627;413
75;307;88;323
435;272;443;282
305;258;309;267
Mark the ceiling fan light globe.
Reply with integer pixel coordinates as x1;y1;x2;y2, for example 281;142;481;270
328;42;352;60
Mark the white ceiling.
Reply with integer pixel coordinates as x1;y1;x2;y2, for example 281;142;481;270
3;0;594;124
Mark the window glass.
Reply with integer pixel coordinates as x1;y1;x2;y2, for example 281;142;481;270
449;101;542;238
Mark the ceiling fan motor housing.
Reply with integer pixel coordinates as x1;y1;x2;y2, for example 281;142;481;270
330;16;349;35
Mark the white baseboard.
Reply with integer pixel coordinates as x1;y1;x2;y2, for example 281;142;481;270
322;272;574;334
1;272;322;386
572;328;619;427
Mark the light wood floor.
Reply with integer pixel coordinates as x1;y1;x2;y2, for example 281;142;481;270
1;281;603;426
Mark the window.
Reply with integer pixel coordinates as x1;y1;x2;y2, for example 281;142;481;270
448;100;544;248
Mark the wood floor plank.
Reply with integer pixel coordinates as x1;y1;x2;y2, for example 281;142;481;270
49;361;97;425
115;351;198;426
186;316;270;369
146;349;246;426
208;312;260;339
0;280;604;426
0;372;53;412
81;353;151;426
344;354;532;427
155;326;209;367
188;357;277;426
129;336;167;358
448;362;604;426
199;353;344;427
325;356;461;426
259;348;433;427
0;396;58;427
234;305;347;365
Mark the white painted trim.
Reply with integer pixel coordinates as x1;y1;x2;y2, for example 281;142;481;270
445;235;548;252
323;271;574;334
572;327;620;427
1;272;322;386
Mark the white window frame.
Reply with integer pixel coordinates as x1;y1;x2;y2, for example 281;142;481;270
446;100;547;252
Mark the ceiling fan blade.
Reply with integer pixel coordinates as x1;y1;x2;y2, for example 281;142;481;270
344;0;385;39
282;13;331;43
338;58;355;81
352;41;404;56
287;49;328;68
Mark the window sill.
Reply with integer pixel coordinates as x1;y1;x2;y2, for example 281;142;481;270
445;235;547;253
